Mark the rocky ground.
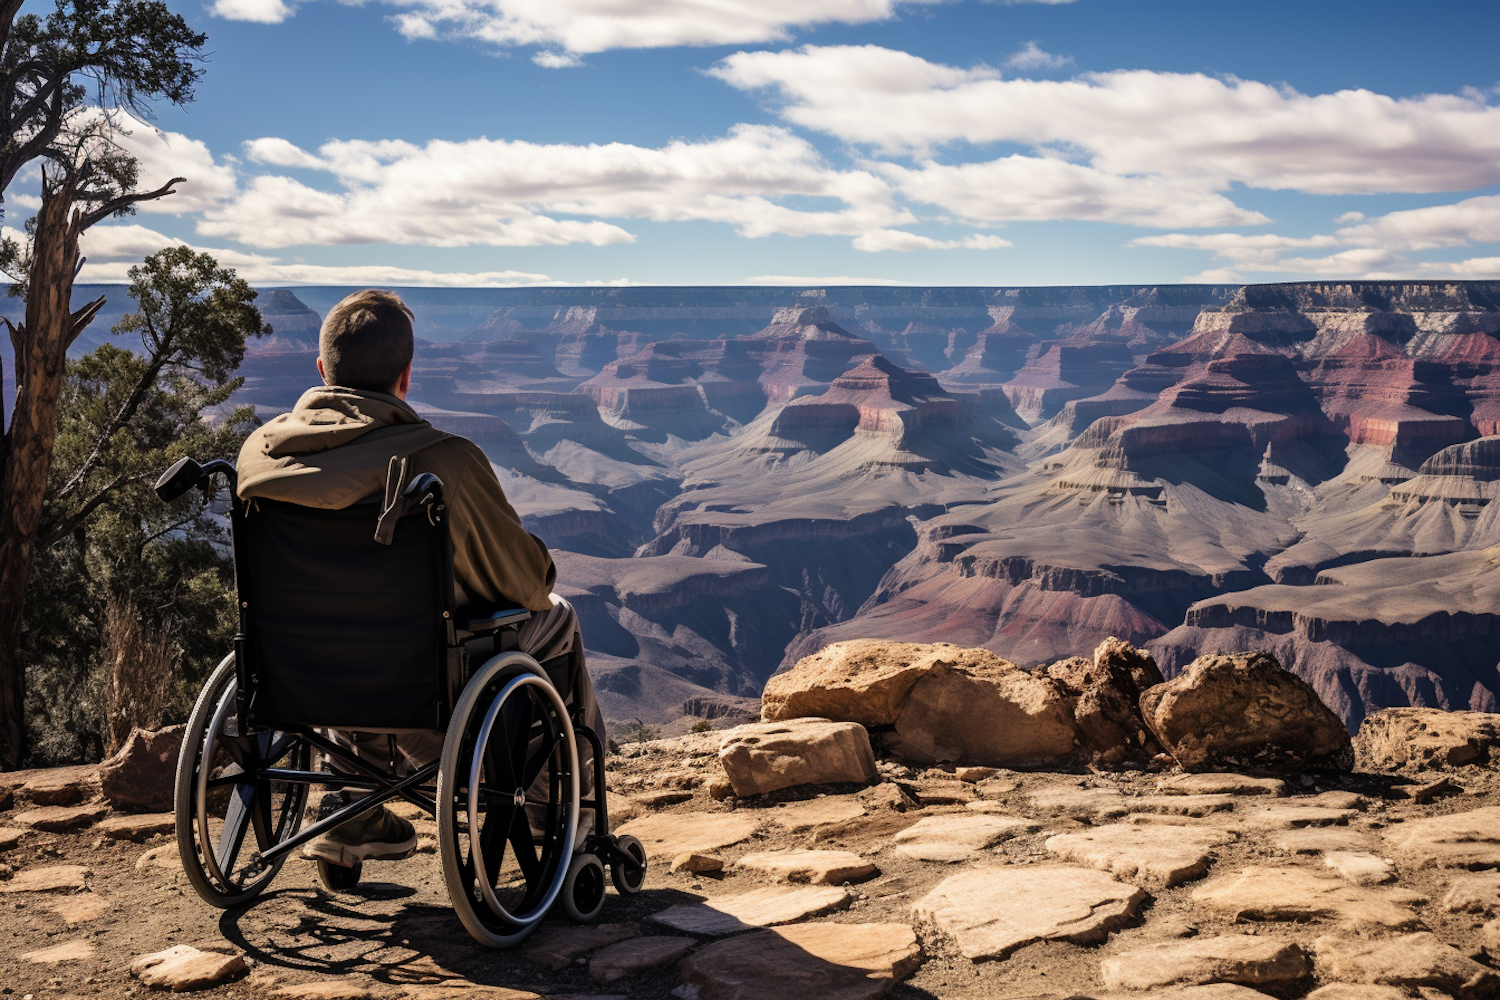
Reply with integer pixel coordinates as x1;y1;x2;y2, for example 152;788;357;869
6;728;1500;998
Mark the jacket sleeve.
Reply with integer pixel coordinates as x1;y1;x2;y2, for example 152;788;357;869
442;440;556;611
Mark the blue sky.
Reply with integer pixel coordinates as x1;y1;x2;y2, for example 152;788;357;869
18;0;1500;286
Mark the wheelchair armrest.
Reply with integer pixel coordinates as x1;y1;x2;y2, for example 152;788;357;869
460;605;531;633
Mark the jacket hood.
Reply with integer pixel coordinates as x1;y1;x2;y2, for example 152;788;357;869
237;386;450;508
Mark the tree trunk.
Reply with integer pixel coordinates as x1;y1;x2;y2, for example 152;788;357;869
0;177;91;769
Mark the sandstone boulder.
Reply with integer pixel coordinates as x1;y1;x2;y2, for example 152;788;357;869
1047;637;1164;767
761;641;996;726
1139;651;1353;772
100;724;185;812
1354;708;1500;770
718;718;878;797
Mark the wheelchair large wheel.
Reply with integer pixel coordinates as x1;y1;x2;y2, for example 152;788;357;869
438;652;580;947
175;654;310;908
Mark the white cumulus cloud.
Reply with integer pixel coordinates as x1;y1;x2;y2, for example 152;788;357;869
1004;41;1072;71
210;0;296;23
851;229;1010;251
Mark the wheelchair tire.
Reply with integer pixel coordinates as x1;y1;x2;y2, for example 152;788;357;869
175;653;310;908
317;859;362;891
562;853;607;923
438;652;580;947
609;834;647;896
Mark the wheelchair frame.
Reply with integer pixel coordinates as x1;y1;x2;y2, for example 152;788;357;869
156;456;645;946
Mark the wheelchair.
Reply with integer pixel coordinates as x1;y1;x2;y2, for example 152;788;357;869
154;455;646;947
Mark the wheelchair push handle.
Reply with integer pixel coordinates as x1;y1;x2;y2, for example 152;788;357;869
154;456;239;503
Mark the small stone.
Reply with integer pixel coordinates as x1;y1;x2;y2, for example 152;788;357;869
1192;866;1425;929
735;850;876;885
705;779;734;801
130;945;248;991
1045;823;1234;887
273;983;383;1000
1442;873;1500;915
1099;934;1309;990
764;797;865;831
1272;827;1375;855
892;814;1038;862
679;923;919;1000
1307;791;1366;810
954;767;998;783
1026;786;1128;820
0;827;27;850
589;936;696;983
1383;807;1500;869
718;719;879;797
1398;778;1464;804
618;812;759;857
1155;773;1287;797
0;864;89;893
47;894;110;925
670;853;724;875
648;886;852;936
1314;932;1499;996
21;939;94;964
135;845;181;871
11;803;109;832
636;790;694;809
523;923;641;971
1241;804;1356;829
18;766;99;807
911;865;1146;961
859;782;917;812
96;813;175;841
1323;851;1394;885
911;780;970;805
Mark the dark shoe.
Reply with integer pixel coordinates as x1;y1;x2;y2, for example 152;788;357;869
302;805;416;865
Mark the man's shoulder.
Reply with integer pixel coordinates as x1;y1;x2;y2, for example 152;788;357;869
414;434;493;485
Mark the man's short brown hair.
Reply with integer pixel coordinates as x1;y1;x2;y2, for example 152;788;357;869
319;289;415;393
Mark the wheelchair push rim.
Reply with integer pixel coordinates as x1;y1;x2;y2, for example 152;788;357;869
439;654;580;947
175;655;309;906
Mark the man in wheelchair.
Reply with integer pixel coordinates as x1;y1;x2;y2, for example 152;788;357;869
235;289;606;870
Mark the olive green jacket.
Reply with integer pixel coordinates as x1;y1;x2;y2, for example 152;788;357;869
237;386;556;611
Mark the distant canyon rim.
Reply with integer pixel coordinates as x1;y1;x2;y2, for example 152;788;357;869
11;280;1497;735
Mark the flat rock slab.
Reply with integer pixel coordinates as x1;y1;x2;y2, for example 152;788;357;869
1314;932;1500;996
12;802;109;831
679;923;920;1000
912;780;972;805
1443;873;1500;914
1272;827;1375;855
892;814;1038;862
1100;934;1309;990
1027;786;1128;820
0;826;26;849
618;812;760;857
1323;851;1394;885
648;885;852;936
735;849;876;885
47;893;110;925
911;865;1147;961
589;935;696;983
273;983;384;1000
21;938;95;963
0;864;89;893
1046;823;1234;887
1241;804;1357;829
1192;866;1425;929
19;766;99;806
96;812;175;840
1086;988;1278;999
1383;806;1500;868
763;797;866;831
130;945;249;990
1302;987;1412;1000
399;986;539;1000
524;923;641;970
1128;794;1237;816
1157;773;1287;797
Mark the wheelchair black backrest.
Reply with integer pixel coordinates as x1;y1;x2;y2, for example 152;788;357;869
237;494;455;731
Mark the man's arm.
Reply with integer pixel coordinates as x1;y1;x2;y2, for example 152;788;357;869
440;440;556;612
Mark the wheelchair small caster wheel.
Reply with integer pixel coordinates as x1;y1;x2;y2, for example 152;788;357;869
610;834;647;896
317;859;362;891
562;853;607;922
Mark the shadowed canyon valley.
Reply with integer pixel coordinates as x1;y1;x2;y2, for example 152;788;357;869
23;281;1500;735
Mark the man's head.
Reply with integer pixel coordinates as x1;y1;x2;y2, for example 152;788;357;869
317;289;415;396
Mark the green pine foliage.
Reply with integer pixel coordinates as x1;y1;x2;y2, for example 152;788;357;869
20;246;266;764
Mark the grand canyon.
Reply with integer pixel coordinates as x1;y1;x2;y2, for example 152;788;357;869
15;280;1498;735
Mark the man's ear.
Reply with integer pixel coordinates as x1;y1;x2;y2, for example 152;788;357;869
317;357;328;384
395;362;413;399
